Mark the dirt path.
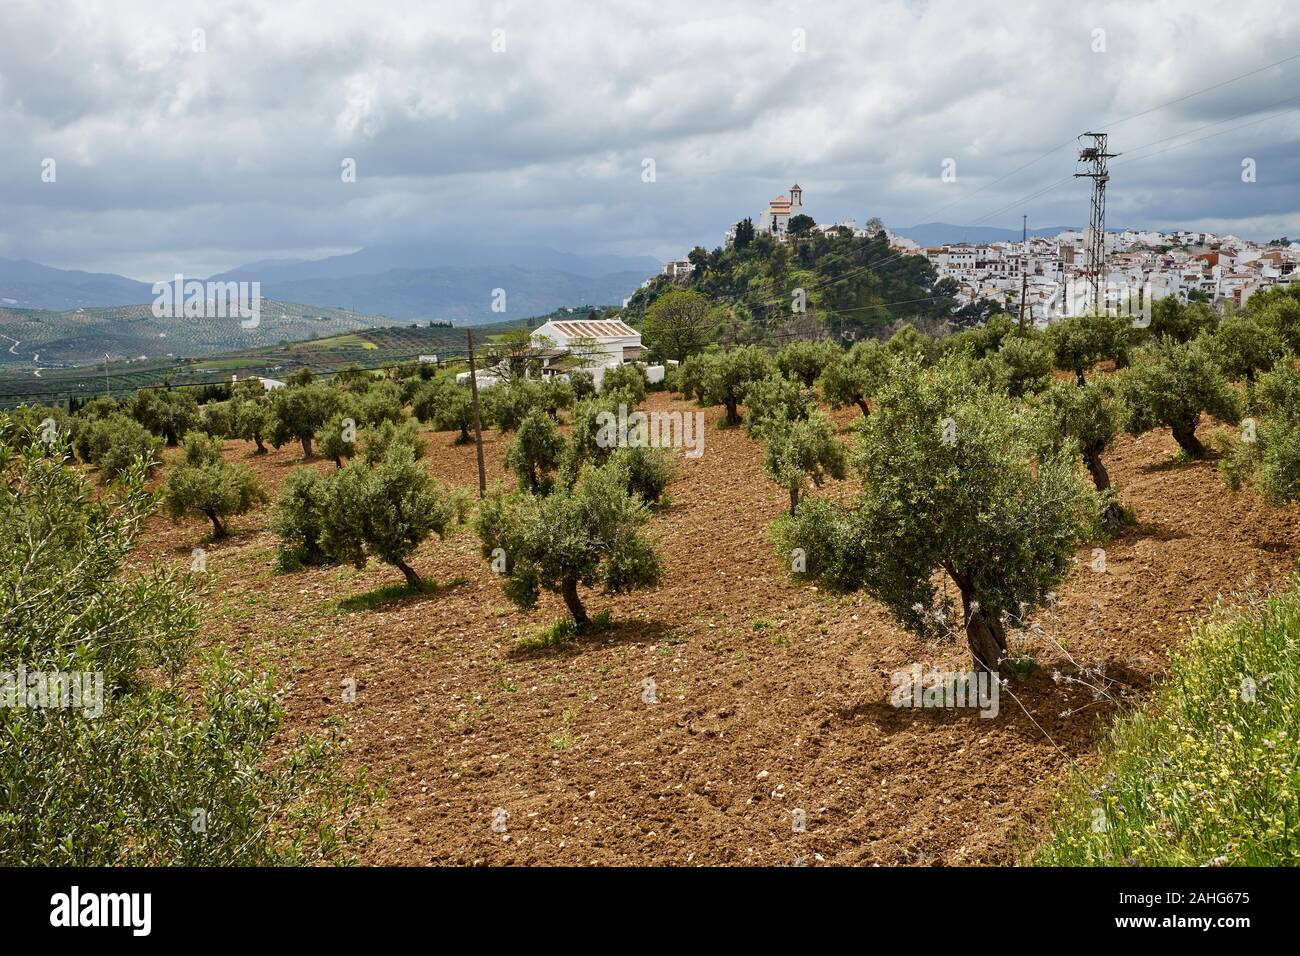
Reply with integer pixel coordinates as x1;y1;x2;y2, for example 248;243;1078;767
133;391;1300;865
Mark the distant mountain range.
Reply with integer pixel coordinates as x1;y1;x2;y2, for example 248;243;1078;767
894;223;1080;247
0;242;662;321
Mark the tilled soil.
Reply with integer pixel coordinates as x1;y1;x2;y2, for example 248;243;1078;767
132;390;1300;865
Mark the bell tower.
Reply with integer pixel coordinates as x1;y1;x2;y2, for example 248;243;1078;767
789;183;802;213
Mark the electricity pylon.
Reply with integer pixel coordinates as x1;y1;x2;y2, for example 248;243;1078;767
1074;132;1119;314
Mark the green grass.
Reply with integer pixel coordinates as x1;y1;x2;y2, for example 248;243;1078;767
514;609;613;651
337;579;435;611
1035;582;1300;866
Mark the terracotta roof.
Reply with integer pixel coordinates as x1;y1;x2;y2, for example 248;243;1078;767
546;319;639;339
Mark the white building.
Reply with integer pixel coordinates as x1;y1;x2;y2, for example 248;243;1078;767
530;318;643;369
756;183;804;238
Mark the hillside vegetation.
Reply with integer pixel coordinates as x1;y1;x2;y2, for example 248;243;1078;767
5;281;1300;865
624;227;980;343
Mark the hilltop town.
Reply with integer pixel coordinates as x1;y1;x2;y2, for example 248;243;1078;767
663;182;1300;326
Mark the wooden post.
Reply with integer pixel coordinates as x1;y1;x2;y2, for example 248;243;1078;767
466;328;487;498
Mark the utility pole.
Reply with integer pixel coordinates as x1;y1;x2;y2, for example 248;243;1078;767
465;328;486;498
1074;132;1119;314
1017;214;1029;333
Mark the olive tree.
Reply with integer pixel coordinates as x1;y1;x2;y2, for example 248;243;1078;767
701;345;775;426
600;364;647;405
818;338;891;416
475;460;663;629
1119;336;1242;458
361;418;425;466
234;396;273;454
270;467;333;570
1045;312;1129;385
199;400;235;439
270;381;340;459
74;413;162;483
315;408;359;468
771;355;1097;673
1210;314;1286;386
986;334;1053;398
1037;378;1127;529
1249;285;1300;353
505;407;566;493
1147;296;1218;344
1218;366;1300;504
742;373;811;437
163;431;267;538
319;444;469;589
674;353;710;402
412;377;474;444
761;411;847;516
355;381;405;427
126;388;200;447
0;427;364;866
776;339;842;388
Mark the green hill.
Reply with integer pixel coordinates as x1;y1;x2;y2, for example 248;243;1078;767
623;226;968;342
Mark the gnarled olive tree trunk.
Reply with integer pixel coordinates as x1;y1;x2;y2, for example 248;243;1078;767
946;564;1007;675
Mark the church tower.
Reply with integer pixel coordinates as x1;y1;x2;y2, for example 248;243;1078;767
789;183;803;215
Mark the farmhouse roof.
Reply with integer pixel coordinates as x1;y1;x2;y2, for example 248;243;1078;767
546;319;639;339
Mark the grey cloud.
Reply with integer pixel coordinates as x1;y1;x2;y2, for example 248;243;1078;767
0;0;1297;279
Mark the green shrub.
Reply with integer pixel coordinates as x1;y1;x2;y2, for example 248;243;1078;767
505;408;566;493
1036;583;1300;866
0;433;365;865
270;467;333;570
163;431;267;538
600;364;647;405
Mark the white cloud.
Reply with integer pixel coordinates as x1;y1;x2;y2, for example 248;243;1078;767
0;0;1296;277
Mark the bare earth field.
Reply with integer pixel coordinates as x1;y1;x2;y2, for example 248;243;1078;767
130;391;1300;866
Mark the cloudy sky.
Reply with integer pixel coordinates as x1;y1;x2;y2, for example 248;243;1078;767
1;0;1298;279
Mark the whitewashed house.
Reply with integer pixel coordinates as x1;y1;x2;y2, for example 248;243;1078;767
531;318;643;368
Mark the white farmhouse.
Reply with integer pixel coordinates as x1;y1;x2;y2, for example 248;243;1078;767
530;318;643;369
